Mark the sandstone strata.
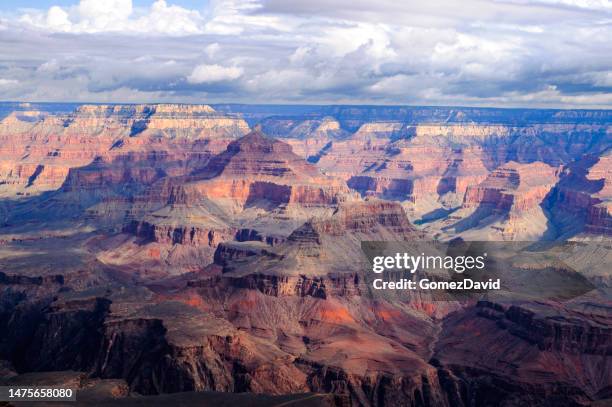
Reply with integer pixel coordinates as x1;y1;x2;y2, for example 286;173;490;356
0;104;249;196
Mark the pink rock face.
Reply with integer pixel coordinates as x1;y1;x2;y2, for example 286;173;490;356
117;130;353;265
546;153;612;236
290;120;609;219
584;153;612;235
126;220;236;247
0;104;249;195
198;130;321;179
169;130;351;208
463;161;560;214
317;129;493;204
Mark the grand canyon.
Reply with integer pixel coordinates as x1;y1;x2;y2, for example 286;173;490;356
0;102;610;406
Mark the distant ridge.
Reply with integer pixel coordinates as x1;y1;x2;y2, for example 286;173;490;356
1;102;610;127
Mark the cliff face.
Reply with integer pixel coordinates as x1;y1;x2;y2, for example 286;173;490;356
3;214;609;406
585;153;612;235
144;130;352;210
98;130;354;268
0;104;249;196
0;198;452;406
433;300;611;406
542;152;612;237
1;103;611;406
462;162;560;213
62;104;248;139
2;103;610;240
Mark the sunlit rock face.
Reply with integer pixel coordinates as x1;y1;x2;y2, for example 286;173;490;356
462;162;560;212
1;103;610;241
175;130;350;207
0;104;249;196
315;122;606;198
0;103;611;406
584;152;612;235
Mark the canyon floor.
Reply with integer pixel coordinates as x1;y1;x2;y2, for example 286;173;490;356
0;103;611;406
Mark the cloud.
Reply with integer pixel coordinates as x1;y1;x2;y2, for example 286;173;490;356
132;0;204;35
0;79;19;87
187;64;244;84
203;0;289;35
77;0;133;30
45;6;72;30
19;0;204;35
0;0;609;108
498;0;612;11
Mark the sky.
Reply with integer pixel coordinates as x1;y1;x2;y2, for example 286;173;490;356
0;0;610;108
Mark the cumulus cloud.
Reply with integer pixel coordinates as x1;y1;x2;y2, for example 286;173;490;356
77;0;133;30
19;0;204;35
45;6;72;31
0;0;610;107
187;64;244;83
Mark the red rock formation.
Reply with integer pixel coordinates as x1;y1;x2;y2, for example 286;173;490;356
432;161;562;239
112;130;353;270
545;153;612;236
0;104;249;195
216;199;421;280
164;130;351;208
1;104;611;407
585;153;612;235
320;130;490;206
302;121;606;221
463;161;560;214
125;220;235;247
434;300;611;406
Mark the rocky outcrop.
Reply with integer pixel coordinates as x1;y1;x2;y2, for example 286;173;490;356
476;301;611;354
348;176;414;200
463;161;560;214
315;200;418;236
155;130;352;209
433;300;611;406
432;161;561;239
194;272;364;300
305;117;609;226
125;220;236;247
585;153;612;235
324;132;491;207
234;228;284;246
215;199;420;279
115;130;353;269
0;104;249;195
544;153;612;237
212;241;270;267
1;297;111;373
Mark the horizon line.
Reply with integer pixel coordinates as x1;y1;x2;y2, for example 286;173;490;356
2;100;611;112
